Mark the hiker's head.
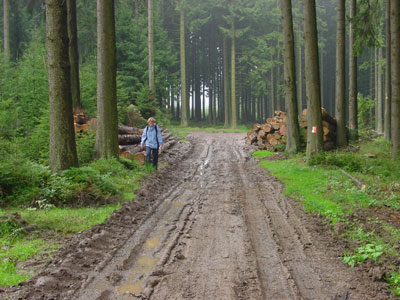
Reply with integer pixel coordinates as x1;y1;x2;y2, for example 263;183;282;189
147;117;155;127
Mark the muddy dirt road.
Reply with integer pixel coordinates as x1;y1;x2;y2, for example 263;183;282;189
2;132;391;300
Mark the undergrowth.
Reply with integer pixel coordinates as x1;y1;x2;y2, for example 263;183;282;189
254;137;400;295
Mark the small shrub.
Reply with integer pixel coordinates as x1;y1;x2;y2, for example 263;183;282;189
387;271;400;296
343;243;384;267
76;132;96;165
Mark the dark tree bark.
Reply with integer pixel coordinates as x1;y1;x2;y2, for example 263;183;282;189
297;30;303;112
349;0;358;140
67;0;82;113
335;0;347;147
95;0;118;158
45;0;78;172
281;0;300;153
223;36;230;128
385;0;392;140
391;0;400;157
3;0;10;61
148;0;155;98
180;2;188;126
231;19;237;128
302;0;323;159
377;47;384;133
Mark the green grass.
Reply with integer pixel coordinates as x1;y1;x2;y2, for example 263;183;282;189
256;140;400;295
0;204;120;286
253;150;276;158
169;121;252;134
259;158;346;224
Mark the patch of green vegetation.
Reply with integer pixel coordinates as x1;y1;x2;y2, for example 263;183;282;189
387;271;400;296
343;243;384;267
259;138;400;296
0;203;120;286
259;159;346;224
252;150;275;158
19;206;119;234
169;122;252;134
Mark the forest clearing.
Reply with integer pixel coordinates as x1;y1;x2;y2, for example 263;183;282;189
1;0;400;299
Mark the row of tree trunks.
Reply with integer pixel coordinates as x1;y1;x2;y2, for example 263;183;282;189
247;109;337;151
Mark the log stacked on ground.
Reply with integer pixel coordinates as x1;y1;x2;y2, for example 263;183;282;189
246;109;337;151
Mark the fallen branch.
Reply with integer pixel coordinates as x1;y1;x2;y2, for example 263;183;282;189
339;169;367;190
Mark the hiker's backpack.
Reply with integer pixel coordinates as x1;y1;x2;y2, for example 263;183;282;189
143;125;159;148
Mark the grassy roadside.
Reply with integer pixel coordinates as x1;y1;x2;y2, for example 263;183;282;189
254;138;400;296
169;121;252;136
0;157;154;286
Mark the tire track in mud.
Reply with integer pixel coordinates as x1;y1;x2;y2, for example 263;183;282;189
1;132;392;300
75;138;215;300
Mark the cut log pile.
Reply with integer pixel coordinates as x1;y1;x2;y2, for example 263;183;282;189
246;108;337;151
73;113;174;164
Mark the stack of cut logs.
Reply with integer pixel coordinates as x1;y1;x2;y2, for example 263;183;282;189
118;125;175;164
246;108;337;151
73;113;176;164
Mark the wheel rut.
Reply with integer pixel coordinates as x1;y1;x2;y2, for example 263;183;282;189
1;131;392;300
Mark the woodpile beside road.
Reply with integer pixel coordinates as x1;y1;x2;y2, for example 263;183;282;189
247;108;337;151
73;114;173;165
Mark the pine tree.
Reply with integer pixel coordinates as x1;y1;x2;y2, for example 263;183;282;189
303;0;323;159
385;0;392;140
391;0;400;157
281;0;300;153
67;0;82;113
95;0;118;158
335;0;347;147
3;0;10;62
179;0;188;126
349;0;358;140
45;0;78;172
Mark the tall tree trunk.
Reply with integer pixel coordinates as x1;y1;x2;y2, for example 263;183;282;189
377;47;384;133
46;0;78;172
349;0;358;140
391;0;400;157
320;52;324;107
303;0;323;159
96;0;118;158
231;20;237;129
270;52;275;116
3;0;10;61
171;86;175;119
223;36;230;128
134;0;139;17
281;0;300;153
67;0;82;113
336;0;347;147
297;30;303;112
180;4;188;126
385;0;392;140
148;0;155;99
276;49;281;111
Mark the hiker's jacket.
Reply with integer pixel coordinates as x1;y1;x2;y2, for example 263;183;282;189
141;124;163;149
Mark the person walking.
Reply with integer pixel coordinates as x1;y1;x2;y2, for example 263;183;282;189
140;117;163;169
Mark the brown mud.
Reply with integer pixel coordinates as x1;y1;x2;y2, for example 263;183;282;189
0;132;394;300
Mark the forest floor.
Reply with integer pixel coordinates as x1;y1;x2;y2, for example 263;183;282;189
0;131;394;300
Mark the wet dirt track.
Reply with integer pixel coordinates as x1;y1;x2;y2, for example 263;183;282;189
1;132;392;300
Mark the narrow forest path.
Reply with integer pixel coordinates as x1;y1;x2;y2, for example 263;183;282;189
2;132;391;300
